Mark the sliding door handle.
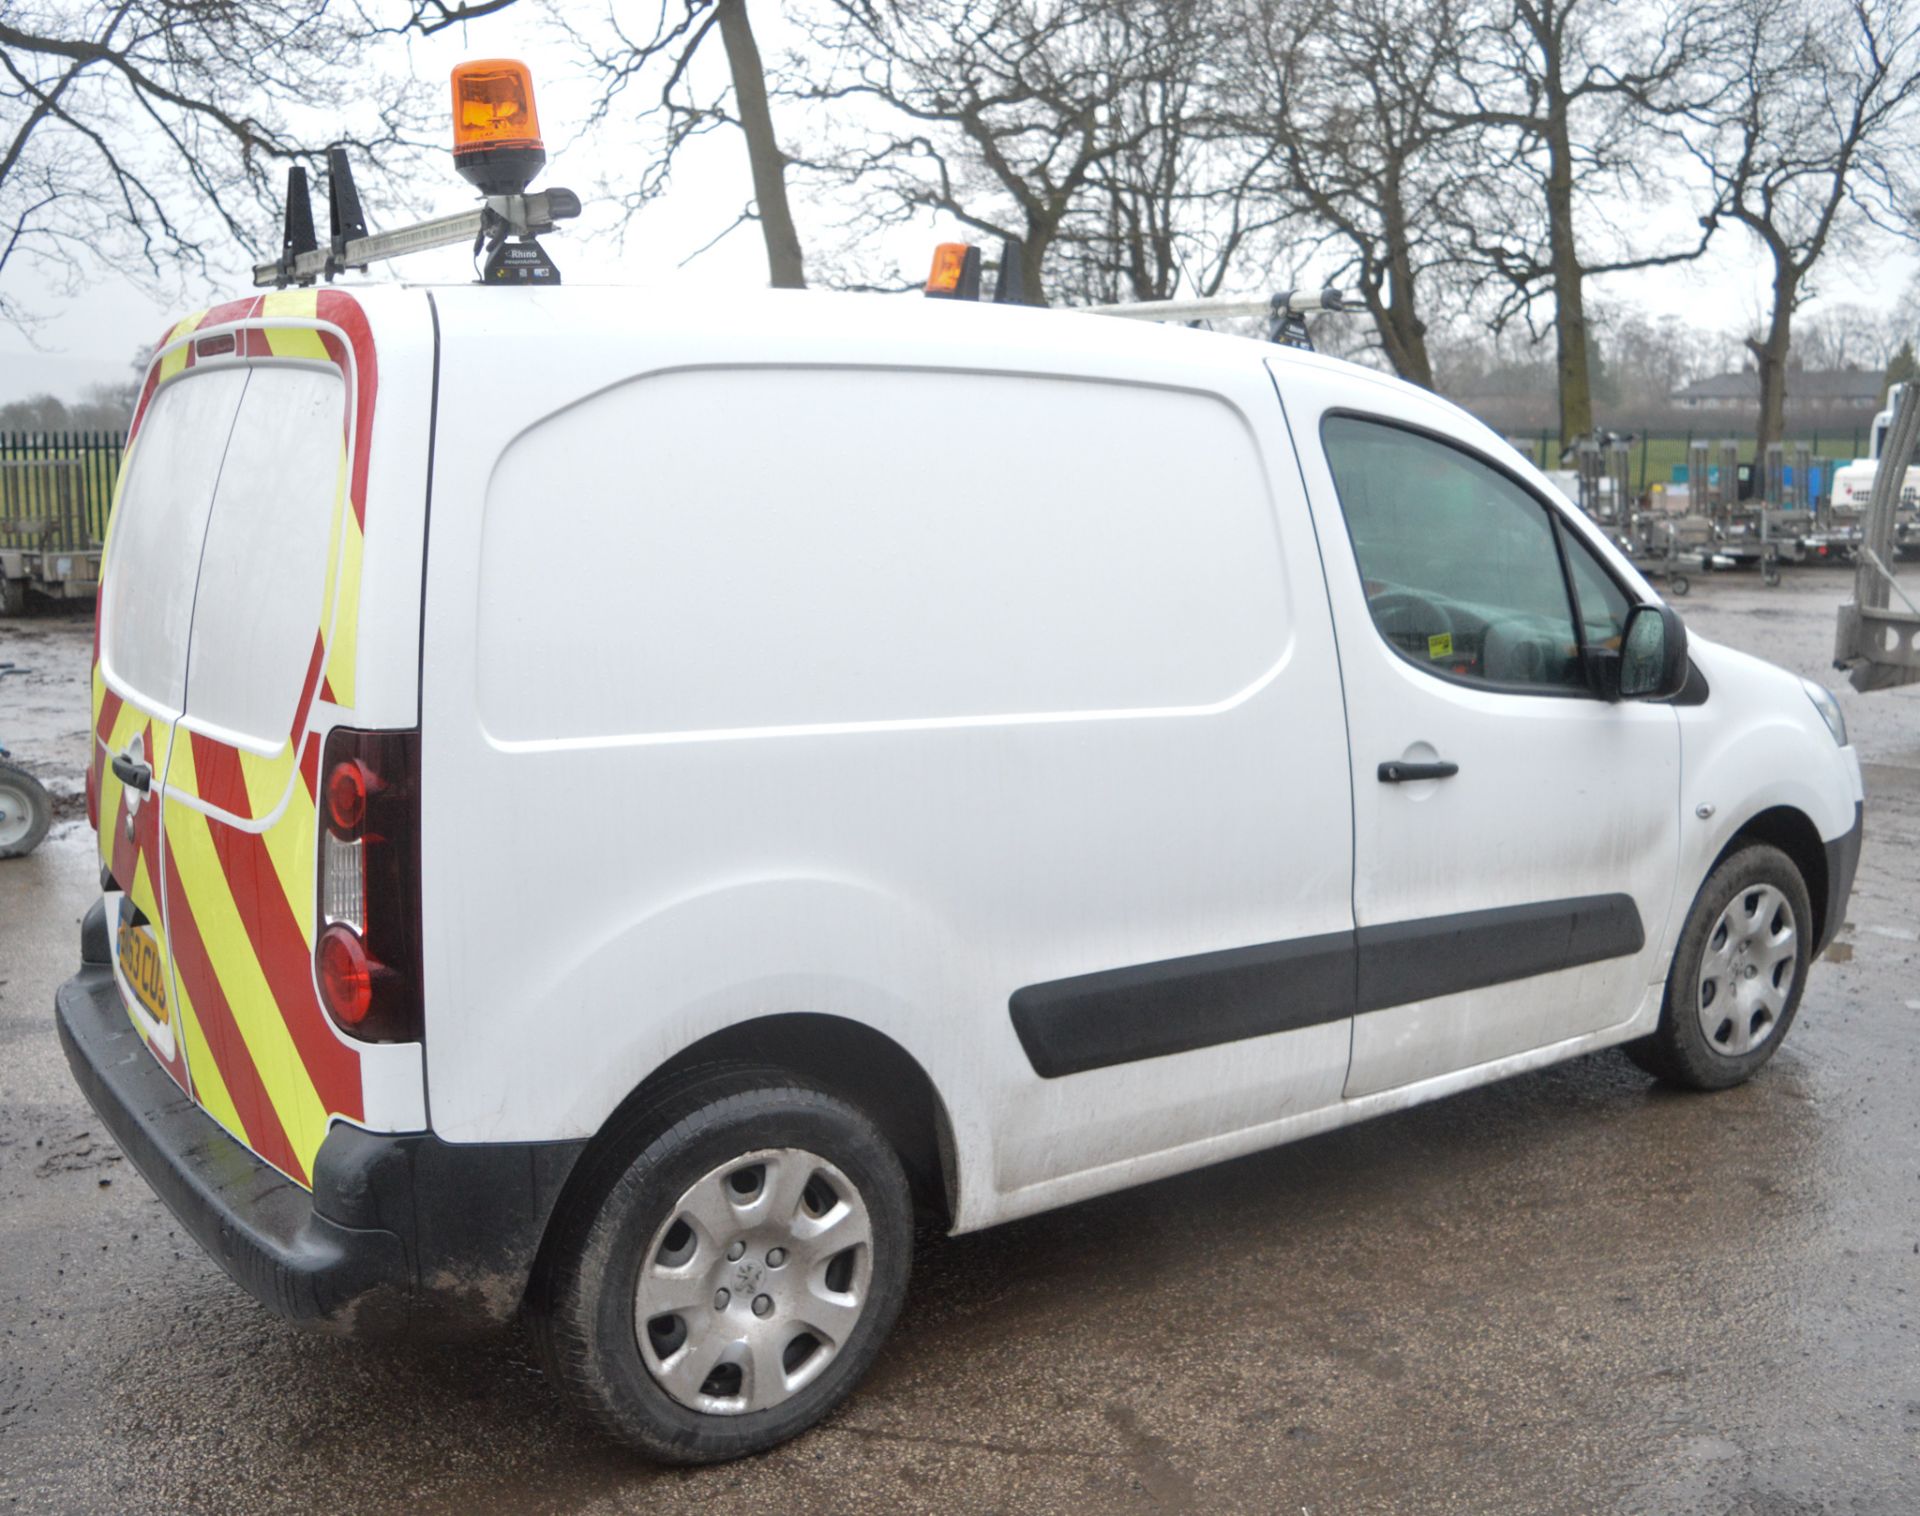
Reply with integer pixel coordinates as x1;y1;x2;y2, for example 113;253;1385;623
1378;759;1459;784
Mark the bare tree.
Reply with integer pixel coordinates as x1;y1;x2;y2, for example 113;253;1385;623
1234;0;1484;388
1590;302;1713;408
1792;301;1903;372
0;3;428;330
564;1;806;287
1681;0;1920;449
1045;8;1285;304
401;0;809;288
799;0;1218;304
1446;0;1717;440
1884;336;1917;403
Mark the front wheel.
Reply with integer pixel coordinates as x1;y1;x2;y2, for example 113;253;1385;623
1624;843;1812;1090
531;1070;913;1463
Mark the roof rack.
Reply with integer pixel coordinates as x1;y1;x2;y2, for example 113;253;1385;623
253;60;581;290
919;240;1350;350
254;175;581;290
1084;289;1351;350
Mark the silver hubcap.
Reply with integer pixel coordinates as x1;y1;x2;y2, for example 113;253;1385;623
0;780;38;847
1697;883;1798;1056
635;1147;873;1416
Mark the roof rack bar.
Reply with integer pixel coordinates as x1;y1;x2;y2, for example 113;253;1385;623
253;187;582;289
1083;288;1350;323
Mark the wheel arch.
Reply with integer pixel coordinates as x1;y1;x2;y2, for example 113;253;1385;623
529;1012;960;1305
644;1013;958;1226
1715;804;1830;948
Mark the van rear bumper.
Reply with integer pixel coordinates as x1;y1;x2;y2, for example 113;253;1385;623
56;958;584;1337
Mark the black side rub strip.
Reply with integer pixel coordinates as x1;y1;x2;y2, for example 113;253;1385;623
1355;893;1643;1013
1010;932;1356;1079
1010;893;1643;1079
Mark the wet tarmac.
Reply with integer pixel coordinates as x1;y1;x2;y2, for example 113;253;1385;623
2;573;1917;1514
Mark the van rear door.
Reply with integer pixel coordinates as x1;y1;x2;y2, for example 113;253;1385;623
94;349;250;1097
93;290;394;1188
159;352;366;1187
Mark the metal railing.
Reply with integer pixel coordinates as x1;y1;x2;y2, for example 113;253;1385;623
0;430;125;551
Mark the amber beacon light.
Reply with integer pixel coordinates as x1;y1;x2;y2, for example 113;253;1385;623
451;59;547;196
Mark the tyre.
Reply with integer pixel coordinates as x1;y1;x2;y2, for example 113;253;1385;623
1667;573;1690;598
0;577;23;617
1762;563;1782;587
531;1068;913;1463
0;759;52;858
1624;843;1812;1091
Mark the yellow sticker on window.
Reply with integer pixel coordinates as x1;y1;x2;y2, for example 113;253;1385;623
1427;632;1454;659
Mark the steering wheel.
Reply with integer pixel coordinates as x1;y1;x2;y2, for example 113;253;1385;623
1367;588;1456;651
1482;619;1551;683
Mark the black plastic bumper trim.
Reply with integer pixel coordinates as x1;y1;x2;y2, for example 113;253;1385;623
1819;801;1864;955
56;963;584;1336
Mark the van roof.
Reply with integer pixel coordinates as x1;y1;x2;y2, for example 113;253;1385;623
430;281;1271;356
416;281;1407;382
184;281;1456;438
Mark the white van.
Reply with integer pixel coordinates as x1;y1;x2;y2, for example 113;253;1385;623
61;283;1863;1462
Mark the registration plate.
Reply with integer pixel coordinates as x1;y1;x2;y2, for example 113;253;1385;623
117;919;171;1029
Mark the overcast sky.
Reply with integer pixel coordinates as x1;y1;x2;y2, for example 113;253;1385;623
1;5;1914;406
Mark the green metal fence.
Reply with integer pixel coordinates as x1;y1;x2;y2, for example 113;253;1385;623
0;430;126;552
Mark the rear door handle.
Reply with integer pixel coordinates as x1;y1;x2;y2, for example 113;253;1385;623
111;752;151;792
1378;759;1459;783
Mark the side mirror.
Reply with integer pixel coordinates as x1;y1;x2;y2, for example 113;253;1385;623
1618;602;1689;700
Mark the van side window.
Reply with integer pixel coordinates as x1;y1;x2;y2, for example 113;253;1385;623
1321;416;1587;692
182;366;345;750
1563;529;1630;649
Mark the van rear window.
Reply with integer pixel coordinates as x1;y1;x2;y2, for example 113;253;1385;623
99;369;249;719
182;365;346;753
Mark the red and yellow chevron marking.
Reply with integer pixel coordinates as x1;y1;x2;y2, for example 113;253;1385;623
164;734;366;1186
93;688;189;1095
93;288;381;1188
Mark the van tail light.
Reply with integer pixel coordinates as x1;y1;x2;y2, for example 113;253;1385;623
316;727;421;1042
317;925;373;1025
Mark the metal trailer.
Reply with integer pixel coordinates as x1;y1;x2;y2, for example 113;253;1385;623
1834;382;1920;692
0;454;99;614
1619;512;1708;596
1571;432;1694;594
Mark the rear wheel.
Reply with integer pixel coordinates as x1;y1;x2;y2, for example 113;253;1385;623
531;1070;913;1463
1625;843;1811;1090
